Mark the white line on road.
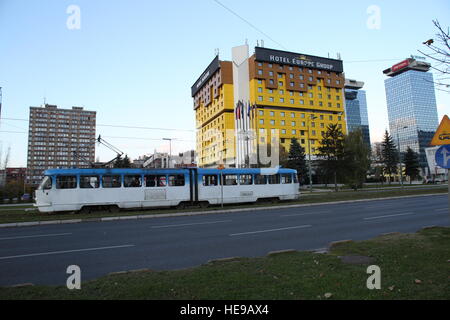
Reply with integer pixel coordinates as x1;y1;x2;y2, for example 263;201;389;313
230;225;312;236
0;245;135;260
151;220;232;229
0;233;72;241
434;208;448;211
364;212;415;220
281;211;331;217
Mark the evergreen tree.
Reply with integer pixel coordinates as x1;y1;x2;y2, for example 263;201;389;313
317;123;345;191
113;154;132;168
403;147;420;183
381;130;398;184
342;129;371;190
286;138;308;184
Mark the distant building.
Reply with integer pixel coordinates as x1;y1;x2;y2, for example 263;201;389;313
344;79;371;147
26;104;96;185
383;58;439;174
4;167;27;184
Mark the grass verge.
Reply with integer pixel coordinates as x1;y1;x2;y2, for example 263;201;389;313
1;226;448;299
0;186;447;224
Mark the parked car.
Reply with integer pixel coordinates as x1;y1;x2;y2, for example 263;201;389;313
21;193;31;201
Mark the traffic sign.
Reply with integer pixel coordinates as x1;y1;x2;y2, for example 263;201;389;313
435;145;450;169
430;115;450;146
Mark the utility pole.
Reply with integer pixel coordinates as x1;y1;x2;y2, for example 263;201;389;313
396;126;408;188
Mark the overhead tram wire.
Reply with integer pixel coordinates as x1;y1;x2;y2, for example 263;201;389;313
212;0;287;50
0;117;194;133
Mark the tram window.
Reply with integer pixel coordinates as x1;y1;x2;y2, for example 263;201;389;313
239;174;253;185
169;174;185;186
38;176;53;190
267;174;280;184
145;175;167;187
254;174;267;185
56;176;77;189
203;175;218;186
102;175;121;188
281;174;293;184
80;176;100;188
124;175;142;188
223;174;238;185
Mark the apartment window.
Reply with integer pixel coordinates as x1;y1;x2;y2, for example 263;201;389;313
281;129;286;134
270;120;275;125
291;113;295;118
260;119;264;125
300;100;304;105
259;110;264;116
280;98;284;103
279;90;284;95
290;99;294;104
270;111;275;116
258;87;263;93
281;120;285;125
258;96;263;101
291;121;296;126
292;129;296;134
280;112;285;117
301;113;305;118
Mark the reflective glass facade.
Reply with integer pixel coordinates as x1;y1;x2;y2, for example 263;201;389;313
384;70;438;169
344;89;371;147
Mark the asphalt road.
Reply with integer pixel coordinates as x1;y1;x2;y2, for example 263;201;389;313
0;194;448;286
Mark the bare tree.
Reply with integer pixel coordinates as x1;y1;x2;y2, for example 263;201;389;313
419;20;450;92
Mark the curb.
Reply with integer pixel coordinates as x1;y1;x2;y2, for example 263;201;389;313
0;192;446;229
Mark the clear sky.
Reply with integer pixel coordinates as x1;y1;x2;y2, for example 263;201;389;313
0;0;449;167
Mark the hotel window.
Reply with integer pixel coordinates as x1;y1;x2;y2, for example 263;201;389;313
269;79;274;84
299;75;304;80
299;67;303;72
289;73;294;78
269;71;274;76
308;69;312;74
337;103;341;108
291;112;295;118
336;80;340;85
327;94;331;99
281;120;285;125
291;121;296;126
329;115;333;120
278;73;283;78
280;98;284;102
312;130;316;136
258;96;263;101
258;87;263;93
260;119;264;124
258;70;263;75
311;122;315;128
258;62;263;66
282;129;286;134
268;89;273;93
318;86;322;91
299;92;304;96
290;82;294;87
292;129;296;134
258;80;262;84
280;112;285;117
259;110;264;116
336;96;340;100
328;102;332;107
308;76;313;81
320;115;324;120
259;128;265;134
309;92;313;98
327;79;331;84
279;81;283;86
317;70;322;75
289;91;294;96
319;102;323;106
300;100;304;105
309;101;314;106
301;130;305;136
320;123;324;128
318;93;322;99
279;90;284;95
268;64;273;68
289;66;293;70
270;120;275;125
338;116;342;121
270;111;275;116
308;85;313;90
269;97;274;102
300;113;305;118
338;124;342;129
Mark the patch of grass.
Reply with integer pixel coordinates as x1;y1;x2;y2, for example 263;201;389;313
0;187;446;224
1;227;448;300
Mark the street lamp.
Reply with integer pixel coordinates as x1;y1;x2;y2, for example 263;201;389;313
396;126;408;187
163;138;172;168
307;115;317;192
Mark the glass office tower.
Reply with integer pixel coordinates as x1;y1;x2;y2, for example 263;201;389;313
344;79;371;147
383;58;439;173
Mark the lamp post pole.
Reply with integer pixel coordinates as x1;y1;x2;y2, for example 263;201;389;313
396;126;408;188
307;115;317;192
163;138;172;168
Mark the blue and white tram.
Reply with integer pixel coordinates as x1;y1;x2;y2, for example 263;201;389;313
34;167;300;213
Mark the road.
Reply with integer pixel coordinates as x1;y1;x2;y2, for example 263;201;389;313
0;194;448;286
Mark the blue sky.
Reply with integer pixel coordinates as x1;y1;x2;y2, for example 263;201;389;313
0;0;449;167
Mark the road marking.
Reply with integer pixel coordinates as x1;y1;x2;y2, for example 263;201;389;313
151;220;232;229
0;233;72;241
434;208;448;211
364;212;415;220
0;245;135;260
230;225;312;236
281;210;331;217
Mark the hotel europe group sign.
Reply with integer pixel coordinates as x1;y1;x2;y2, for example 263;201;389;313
254;47;344;73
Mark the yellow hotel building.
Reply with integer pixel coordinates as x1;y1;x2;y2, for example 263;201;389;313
192;46;346;168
